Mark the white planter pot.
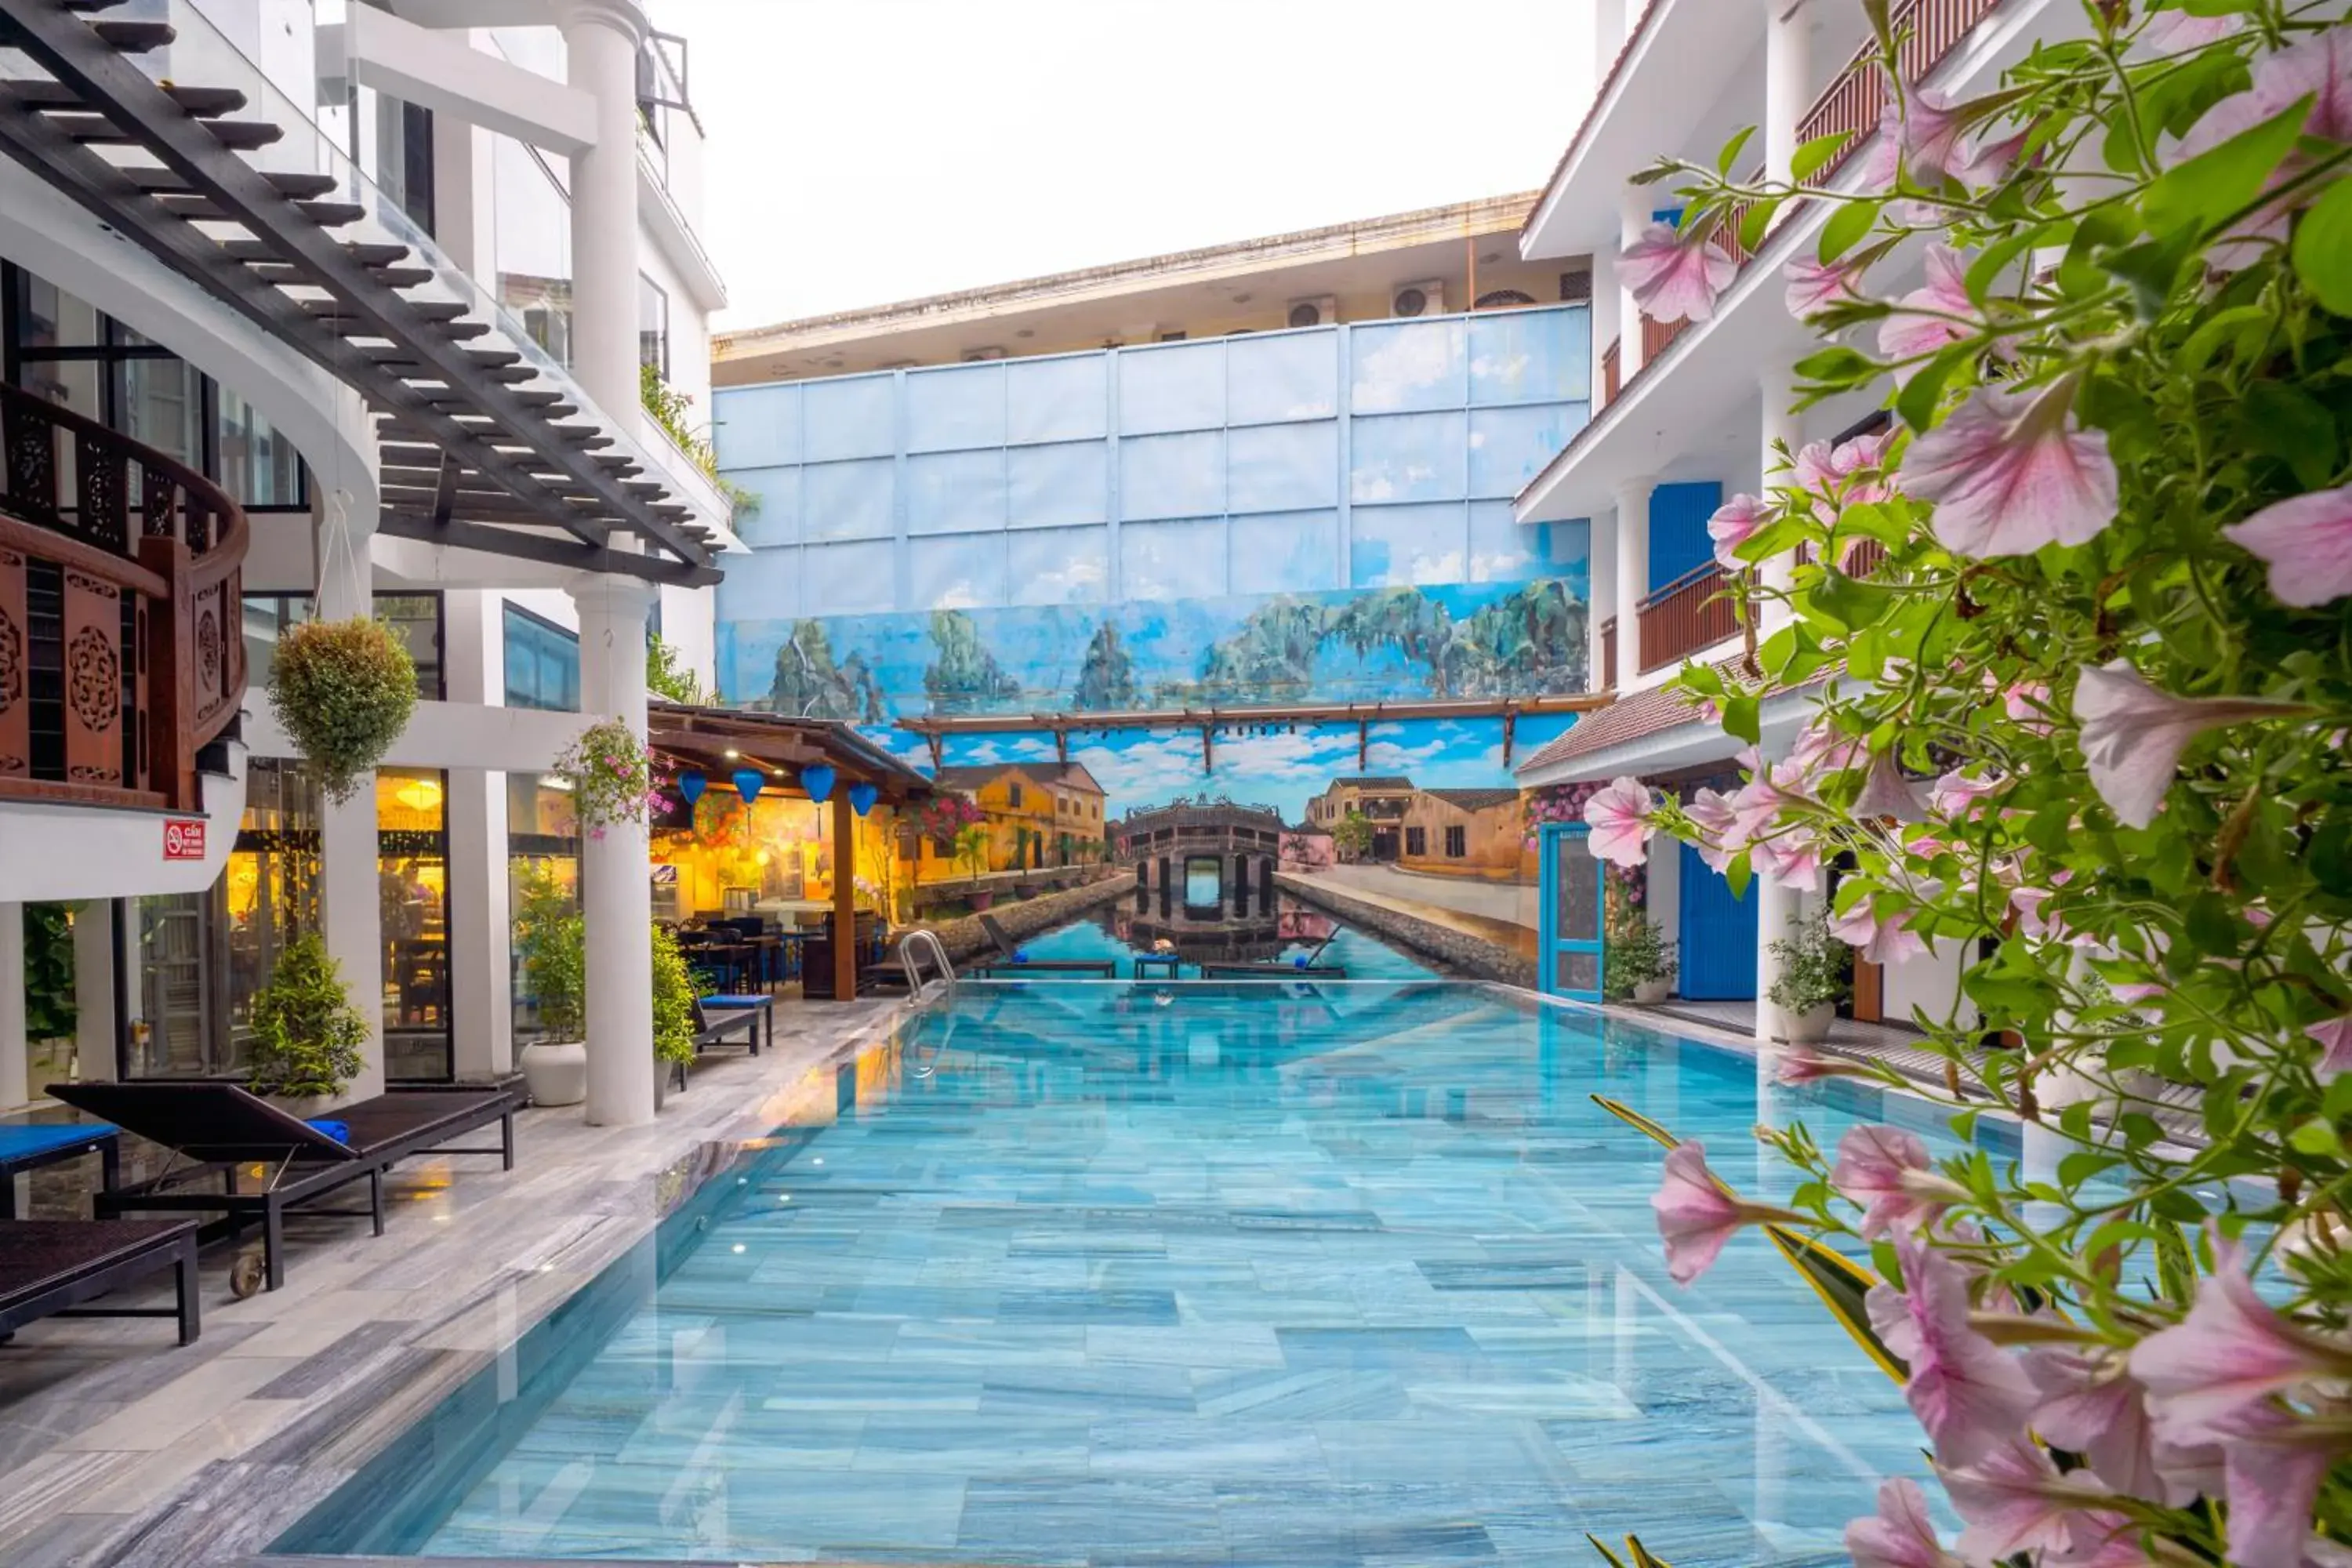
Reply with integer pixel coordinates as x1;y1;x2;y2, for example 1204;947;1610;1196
519;1038;588;1107
1784;1004;1836;1045
1632;978;1671;1005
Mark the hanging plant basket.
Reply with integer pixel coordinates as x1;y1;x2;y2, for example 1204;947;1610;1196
553;718;662;837
268;617;417;804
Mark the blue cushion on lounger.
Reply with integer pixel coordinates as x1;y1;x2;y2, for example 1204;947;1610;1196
699;994;768;1008
306;1118;353;1147
0;1121;116;1161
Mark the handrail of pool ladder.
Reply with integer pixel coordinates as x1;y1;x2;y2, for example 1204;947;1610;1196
898;929;956;1001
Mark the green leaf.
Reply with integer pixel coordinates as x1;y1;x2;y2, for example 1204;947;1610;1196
1737;197;1783;256
2100;230;2201;320
1766;1225;1908;1383
1758;623;1800;679
1962;227;2049;307
1809;568;1893;632
1586;1536;1632;1568
2292;176;2352;317
2141;96;2310;238
1818;199;1881;263
1717;125;1757;178
1722;694;1762;746
2241;380;2339;491
1725;850;1753;902
2178;303;2274;375
1897;341;1976;432
1792;346;1878;386
1791;130;1854;183
2290;1118;2342;1157
1626;1538;1677;1568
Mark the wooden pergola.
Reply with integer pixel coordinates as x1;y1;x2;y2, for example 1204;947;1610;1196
644;703;935;1001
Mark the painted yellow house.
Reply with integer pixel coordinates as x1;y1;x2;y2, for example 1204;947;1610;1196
1397;788;1527;881
915;762;1109;880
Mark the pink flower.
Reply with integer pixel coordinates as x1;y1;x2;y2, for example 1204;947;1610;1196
1845;1477;1963;1568
1878;245;1980;361
1937;1439;2111;1563
1582;775;1655;867
1725;772;1785;850
1785;255;1864;319
2223;486;2352;608
1852;753;1926;822
1830;1124;1944;1238
1952;127;2031;191
2024;1344;2173;1502
2130;1228;2352;1443
1791;431;1895;499
2009;884;2060;942
1928;768;2002;817
1903;381;2118;557
2072;661;2299;829
2169;28;2352;267
1832;898;1929;969
2217;1403;2352;1568
1751;830;1823;895
1775;1045;1864;1084
1867;1233;2042;1465
2141;11;2242;52
1686;786;1741;873
2311;1014;2352;1078
1896;88;1971;185
1708;492;1773;569
1620;221;1737;325
1650;1141;1769;1286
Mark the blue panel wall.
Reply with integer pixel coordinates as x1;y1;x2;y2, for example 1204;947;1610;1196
1649;481;1723;593
1678;837;1759;999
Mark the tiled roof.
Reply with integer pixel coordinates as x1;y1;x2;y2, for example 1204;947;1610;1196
1326;775;1414;789
1420;787;1523;811
1512;661;1744;777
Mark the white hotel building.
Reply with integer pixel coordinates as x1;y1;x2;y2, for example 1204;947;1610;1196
0;0;734;1125
1511;0;2077;1035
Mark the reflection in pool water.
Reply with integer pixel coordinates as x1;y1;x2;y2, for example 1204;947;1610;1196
1005;895;1444;982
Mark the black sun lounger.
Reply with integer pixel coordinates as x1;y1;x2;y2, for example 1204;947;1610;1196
971;913;1116;977
1201;934;1348;979
0;1218;201;1345
44;1083;518;1294
672;996;769;1091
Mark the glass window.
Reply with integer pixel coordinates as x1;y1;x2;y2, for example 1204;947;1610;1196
243;593;444;699
1446;825;1467;858
1407;826;1428;857
503;602;582;712
378;768;452;1082
639;274;670;379
493;136;573;365
216;388;304;509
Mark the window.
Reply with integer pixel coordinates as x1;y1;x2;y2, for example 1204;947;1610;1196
243;593;445;700
492;135;573;365
1445;825;1468;858
503;603;581;712
639;274;670;379
1008;783;1023;809
1406;826;1428;857
3;264;311;511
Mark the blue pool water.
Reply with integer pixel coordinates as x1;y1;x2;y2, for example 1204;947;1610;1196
281;982;1984;1565
1013;900;1443;981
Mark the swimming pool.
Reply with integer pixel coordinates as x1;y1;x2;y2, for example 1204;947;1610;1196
279;982;1979;1565
1015;897;1444;981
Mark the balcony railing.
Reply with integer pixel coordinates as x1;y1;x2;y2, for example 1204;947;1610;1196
0;384;247;810
1601;337;1622;405
1636;561;1740;675
1600;616;1618;690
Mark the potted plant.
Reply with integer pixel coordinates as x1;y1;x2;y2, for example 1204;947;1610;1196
518;911;588;1105
1606;915;1677;1005
650;922;700;1105
268;617;417;802
552;718;661;838
245;931;369;1105
1766;912;1849;1045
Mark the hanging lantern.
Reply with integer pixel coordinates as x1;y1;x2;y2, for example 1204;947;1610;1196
732;767;764;804
677;768;707;806
848;781;879;817
800;763;837;804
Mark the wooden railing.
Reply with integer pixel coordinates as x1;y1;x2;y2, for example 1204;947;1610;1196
1635;562;1740;675
1798;0;2005;185
1599;616;1618;690
1601;337;1621;405
0;384;247;810
1641;312;1688;364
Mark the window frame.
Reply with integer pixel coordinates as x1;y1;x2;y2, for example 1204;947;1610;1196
1445;824;1468;858
502;601;583;713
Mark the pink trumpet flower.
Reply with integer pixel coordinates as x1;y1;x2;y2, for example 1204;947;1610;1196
1785;254;1864;319
1750;830;1824;895
1831;899;1929;969
1867;1233;2042;1466
2024;1344;2172;1504
1852;753;1927;822
1829;1124;1946;1238
1878;245;1981;361
2311;1014;2352;1080
1621;221;1737;324
2168;28;2352;267
1936;1439;2114;1563
1649;1141;1793;1286
2129;1228;2352;1444
2140;12;2241;53
2215;1403;2352;1568
1775;1045;1864;1085
2071;661;2300;830
2223;485;2352;609
1686;786;1741;873
1845;1477;1965;1568
1708;492;1773;570
1902;380;2118;557
1928;768;2002;818
1582;775;1656;867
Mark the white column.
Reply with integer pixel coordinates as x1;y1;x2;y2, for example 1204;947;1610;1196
316;501;385;1102
447;768;514;1080
1646;827;1680;968
568;574;658;1127
1618;186;1653;382
1588;510;1617;691
562;0;647;417
0;904;25;1110
1613;477;1652;681
1763;0;1812;189
71;902;116;1083
1759;375;1802;629
1753;737;1796;1042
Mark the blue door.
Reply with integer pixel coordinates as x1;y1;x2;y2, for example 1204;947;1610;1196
1537;823;1606;1002
1676;838;1758;999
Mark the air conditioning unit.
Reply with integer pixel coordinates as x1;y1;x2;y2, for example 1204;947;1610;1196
1391;280;1446;318
1559;265;1594;304
960;346;1007;362
1285;296;1338;329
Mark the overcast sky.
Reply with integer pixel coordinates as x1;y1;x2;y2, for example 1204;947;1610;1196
675;1;1595;332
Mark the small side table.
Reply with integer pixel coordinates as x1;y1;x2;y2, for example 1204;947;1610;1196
1132;953;1184;981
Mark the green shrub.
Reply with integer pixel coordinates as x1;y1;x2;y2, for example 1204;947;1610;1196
1764;913;1848;1018
1603;915;1676;999
524;911;586;1041
650;924;699;1067
245;932;368;1098
24;903;76;1040
268;618;416;804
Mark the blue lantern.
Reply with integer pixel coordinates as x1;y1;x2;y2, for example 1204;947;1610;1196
732;767;764;804
677;769;706;806
800;763;837;804
848;780;879;816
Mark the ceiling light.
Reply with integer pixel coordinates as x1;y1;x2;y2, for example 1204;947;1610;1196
724;749;739;759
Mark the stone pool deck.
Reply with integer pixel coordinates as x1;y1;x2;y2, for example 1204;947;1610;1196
0;997;909;1568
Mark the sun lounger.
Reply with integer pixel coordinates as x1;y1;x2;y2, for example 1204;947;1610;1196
672;996;769;1090
0;1218;201;1345
1200;934;1348;979
44;1082;518;1294
0;1120;121;1219
971;913;1117;977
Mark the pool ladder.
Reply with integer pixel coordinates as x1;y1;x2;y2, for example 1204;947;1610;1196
898;929;956;1001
